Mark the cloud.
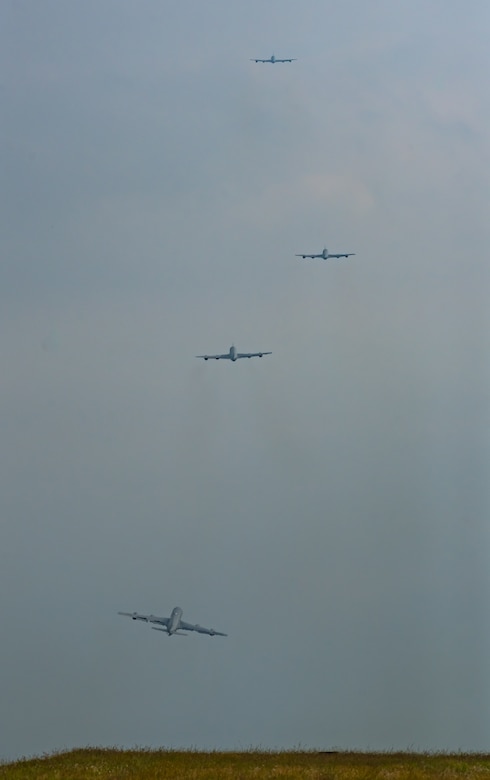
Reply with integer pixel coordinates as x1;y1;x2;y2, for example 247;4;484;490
299;172;376;214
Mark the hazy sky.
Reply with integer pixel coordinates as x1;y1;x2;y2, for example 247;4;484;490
1;0;489;761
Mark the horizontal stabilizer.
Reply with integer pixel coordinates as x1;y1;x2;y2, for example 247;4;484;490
152;627;187;636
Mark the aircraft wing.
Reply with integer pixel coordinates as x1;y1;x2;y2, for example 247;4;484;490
118;611;169;627
179;620;227;636
251;58;269;63
295;253;320;259
196;353;231;360
276;58;296;62
237;351;272;359
329;253;355;258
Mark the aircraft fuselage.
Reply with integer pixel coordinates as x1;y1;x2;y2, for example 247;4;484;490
168;606;183;634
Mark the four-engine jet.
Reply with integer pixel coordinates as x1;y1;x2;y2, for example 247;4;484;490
251;54;297;64
118;606;227;637
295;246;355;260
196;345;271;361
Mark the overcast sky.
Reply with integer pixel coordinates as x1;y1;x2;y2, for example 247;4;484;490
1;0;489;761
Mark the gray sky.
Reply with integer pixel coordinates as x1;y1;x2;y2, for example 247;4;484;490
1;0;489;761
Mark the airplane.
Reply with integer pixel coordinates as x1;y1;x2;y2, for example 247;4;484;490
196;345;271;361
118;606;227;637
251;54;297;64
295;246;355;260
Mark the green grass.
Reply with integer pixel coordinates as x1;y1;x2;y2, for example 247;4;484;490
1;749;490;779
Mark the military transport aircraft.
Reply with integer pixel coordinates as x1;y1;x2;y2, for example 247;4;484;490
251;54;296;63
295;246;355;260
196;345;271;361
118;606;227;637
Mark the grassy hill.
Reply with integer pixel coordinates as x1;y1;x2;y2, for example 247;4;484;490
2;749;490;779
